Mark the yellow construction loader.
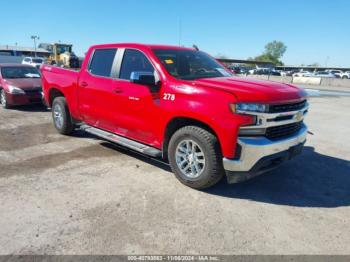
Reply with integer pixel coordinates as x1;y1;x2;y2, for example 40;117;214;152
38;43;80;68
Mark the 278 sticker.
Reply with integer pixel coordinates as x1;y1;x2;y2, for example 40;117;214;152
163;93;175;101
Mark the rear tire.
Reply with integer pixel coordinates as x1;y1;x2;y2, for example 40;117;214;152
0;89;10;109
52;97;74;135
168;126;224;189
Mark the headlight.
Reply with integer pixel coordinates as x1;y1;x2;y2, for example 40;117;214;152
236;103;267;113
8;85;25;94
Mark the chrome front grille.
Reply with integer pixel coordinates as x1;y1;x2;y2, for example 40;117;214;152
268;100;307;113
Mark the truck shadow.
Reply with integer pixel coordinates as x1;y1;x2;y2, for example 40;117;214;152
205;146;350;208
97;140;350;208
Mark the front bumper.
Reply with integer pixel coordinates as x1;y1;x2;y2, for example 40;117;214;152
223;124;307;183
6;91;44;106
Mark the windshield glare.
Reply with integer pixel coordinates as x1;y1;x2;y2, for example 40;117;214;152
1;67;41;79
153;49;232;80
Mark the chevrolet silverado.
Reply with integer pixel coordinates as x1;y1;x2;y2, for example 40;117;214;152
41;43;308;189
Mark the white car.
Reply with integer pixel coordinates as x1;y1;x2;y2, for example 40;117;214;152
248;69;256;75
292;71;313;77
343;71;350;79
325;69;350;79
22;57;44;69
314;71;336;78
326;70;342;78
275;70;287;77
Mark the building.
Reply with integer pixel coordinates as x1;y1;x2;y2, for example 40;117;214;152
0;45;50;58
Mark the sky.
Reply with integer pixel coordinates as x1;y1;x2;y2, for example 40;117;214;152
1;0;349;67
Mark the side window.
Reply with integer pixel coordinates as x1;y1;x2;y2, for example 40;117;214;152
119;49;154;80
89;49;117;77
24;58;30;62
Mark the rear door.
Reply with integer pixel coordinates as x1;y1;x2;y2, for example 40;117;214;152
78;48;119;130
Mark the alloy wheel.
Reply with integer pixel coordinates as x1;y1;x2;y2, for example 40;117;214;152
53;103;64;129
175;139;206;179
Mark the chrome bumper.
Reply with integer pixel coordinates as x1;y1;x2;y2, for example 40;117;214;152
223;124;307;181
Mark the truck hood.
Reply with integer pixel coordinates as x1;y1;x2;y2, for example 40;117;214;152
3;78;42;89
192;77;306;103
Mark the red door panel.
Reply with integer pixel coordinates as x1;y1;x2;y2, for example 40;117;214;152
109;79;161;146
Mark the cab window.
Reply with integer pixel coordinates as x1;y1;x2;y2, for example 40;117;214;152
89;49;117;77
119;49;154;80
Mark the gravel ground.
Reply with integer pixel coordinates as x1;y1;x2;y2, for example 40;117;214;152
0;95;349;255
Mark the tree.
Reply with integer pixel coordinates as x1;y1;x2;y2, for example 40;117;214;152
265;41;287;61
253;41;287;66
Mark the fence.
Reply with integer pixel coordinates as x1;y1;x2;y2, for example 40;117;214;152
244;75;350;88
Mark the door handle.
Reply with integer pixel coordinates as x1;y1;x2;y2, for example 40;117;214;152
81;81;88;87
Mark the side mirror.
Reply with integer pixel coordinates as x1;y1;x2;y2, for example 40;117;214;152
130;71;156;86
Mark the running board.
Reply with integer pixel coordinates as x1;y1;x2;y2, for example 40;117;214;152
80;125;162;157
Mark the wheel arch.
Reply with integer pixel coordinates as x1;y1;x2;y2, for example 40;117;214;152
48;88;65;107
162;117;221;160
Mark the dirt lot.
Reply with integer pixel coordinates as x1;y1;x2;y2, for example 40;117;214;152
0;94;349;255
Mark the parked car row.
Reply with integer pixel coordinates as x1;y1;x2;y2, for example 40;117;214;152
292;70;350;78
230;67;288;76
230;66;350;79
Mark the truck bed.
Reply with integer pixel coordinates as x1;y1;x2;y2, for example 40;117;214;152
41;65;81;118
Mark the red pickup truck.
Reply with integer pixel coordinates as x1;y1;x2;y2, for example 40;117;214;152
41;43;308;189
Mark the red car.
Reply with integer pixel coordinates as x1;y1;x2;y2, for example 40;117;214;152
0;64;43;109
41;43;308;189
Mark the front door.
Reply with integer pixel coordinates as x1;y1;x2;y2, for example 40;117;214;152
110;48;162;147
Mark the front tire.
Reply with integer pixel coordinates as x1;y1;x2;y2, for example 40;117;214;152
52;97;74;135
168;126;224;189
0;89;10;109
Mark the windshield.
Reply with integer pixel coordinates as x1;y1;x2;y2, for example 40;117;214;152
32;58;43;63
153;49;232;80
56;45;71;54
1;67;41;79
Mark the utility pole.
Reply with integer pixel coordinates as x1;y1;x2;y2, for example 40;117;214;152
31;35;40;57
15;42;18;56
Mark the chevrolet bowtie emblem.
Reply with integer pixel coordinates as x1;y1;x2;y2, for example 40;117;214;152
295;111;303;121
